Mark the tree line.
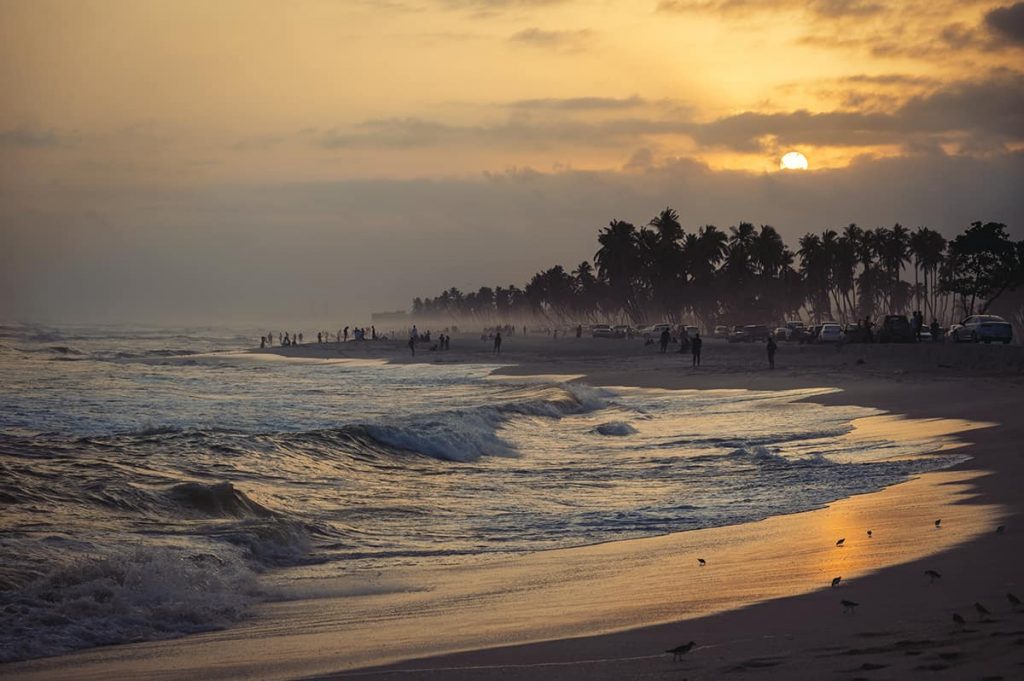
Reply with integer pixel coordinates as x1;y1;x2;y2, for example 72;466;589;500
411;209;1024;329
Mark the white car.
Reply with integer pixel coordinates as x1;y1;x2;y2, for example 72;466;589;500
818;323;844;343
948;315;1013;344
644;323;673;340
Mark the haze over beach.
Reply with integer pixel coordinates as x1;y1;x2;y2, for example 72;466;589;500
2;1;1024;680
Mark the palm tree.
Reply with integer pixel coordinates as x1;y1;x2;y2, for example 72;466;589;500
798;233;830;322
595;220;643;323
911;228;946;319
684;225;728;327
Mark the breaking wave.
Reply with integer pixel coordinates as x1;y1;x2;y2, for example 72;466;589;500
0;547;259;663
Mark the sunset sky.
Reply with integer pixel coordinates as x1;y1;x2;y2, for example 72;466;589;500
2;0;1022;323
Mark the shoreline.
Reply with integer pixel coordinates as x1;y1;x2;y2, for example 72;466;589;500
309;346;1023;680
4;339;1022;680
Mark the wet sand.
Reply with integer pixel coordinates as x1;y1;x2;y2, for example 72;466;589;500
4;337;1023;680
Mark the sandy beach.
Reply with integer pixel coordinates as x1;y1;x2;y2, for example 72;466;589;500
4;336;1023;681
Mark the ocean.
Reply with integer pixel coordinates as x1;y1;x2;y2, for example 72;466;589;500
0;324;968;662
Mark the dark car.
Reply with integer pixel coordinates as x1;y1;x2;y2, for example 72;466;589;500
744;324;772;342
799;325;822;344
877;315;915;343
727;325;748;343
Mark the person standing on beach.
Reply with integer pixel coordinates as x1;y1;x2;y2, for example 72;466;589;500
576;324;582;338
494;331;502;354
408;336;416;356
691;333;702;367
766;336;777;369
659;328;671;353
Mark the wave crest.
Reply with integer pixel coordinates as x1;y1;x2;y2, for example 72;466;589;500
0;547;258;663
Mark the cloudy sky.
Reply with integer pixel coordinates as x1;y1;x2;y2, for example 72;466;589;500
1;0;1022;324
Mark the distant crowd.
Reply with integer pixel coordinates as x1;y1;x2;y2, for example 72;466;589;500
259;325;393;348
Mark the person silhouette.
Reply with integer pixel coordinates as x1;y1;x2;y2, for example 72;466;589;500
493;331;502;354
691;332;702;367
659;328;671;353
766;336;777;369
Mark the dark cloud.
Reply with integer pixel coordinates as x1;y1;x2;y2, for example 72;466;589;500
508;27;594;51
661;0;1022;60
986;2;1024;44
693;71;1024;150
311;72;1024;154
656;0;883;18
838;73;941;87
508;95;647;110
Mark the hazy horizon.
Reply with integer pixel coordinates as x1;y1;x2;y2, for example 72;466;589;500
2;0;1022;325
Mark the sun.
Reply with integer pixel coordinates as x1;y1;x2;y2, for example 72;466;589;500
780;151;809;171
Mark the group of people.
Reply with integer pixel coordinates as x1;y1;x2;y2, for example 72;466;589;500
261;331;303;348
911;311;942;341
407;325;452;356
260;325;396;348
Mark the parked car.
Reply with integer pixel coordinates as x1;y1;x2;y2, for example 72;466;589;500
800;325;822;344
843;323;871;343
727;325;748;343
948;315;1013;344
877;315;915;343
713;325;730;339
683;325;700;338
773;327;789;340
591;324;613;338
744;324;772;342
644;323;673;340
611;325;630;338
818;323;844;343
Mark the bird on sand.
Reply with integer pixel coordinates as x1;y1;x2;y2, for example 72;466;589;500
975;602;991;620
1007;593;1021;610
697;558;706;566
996;525;1006;534
831;576;842;588
867;530;872;538
666;641;696;661
836;538;845;547
924;569;942;583
841;599;859;613
952;613;966;628
935;519;942;528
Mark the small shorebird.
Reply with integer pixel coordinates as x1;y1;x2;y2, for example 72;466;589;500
1007;592;1021;610
952;613;966;628
831;576;842;588
975;602;991;620
841;599;859;614
924;569;942;583
935;519;942;528
867;530;872;538
836;538;845;547
666;641;696;661
697;558;706;567
996;525;1006;534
